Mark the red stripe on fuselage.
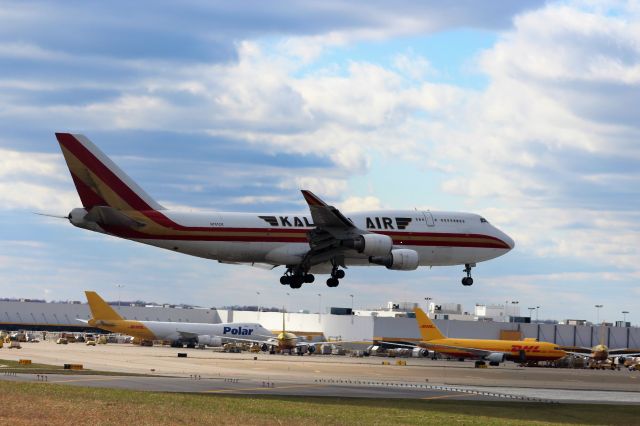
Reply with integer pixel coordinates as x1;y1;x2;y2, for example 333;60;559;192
102;224;510;248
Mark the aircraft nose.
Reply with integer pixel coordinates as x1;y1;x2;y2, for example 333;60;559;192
504;233;515;250
495;228;515;250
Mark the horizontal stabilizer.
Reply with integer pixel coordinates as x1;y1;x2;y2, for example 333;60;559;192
85;206;146;229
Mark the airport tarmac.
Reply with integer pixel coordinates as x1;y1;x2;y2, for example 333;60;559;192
1;342;639;404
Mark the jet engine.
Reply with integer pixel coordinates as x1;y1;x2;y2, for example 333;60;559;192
486;352;506;366
411;347;435;358
343;234;393;257
196;335;222;347
369;249;419;270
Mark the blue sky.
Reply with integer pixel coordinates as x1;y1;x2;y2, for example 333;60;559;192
1;0;639;325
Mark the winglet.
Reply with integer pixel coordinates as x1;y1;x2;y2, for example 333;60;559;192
300;190;354;228
301;190;327;207
414;308;446;341
85;291;123;321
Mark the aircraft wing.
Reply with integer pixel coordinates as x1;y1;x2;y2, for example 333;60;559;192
301;190;356;230
378;341;419;349
299;190;369;269
608;349;640;356
176;331;274;345
176;331;199;340
426;343;501;358
380;340;502;358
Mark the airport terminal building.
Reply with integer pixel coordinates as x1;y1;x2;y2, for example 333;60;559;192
1;299;639;350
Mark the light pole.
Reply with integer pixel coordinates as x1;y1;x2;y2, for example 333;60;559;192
536;306;540;322
622;311;629;324
349;294;354;312
424;297;432;312
116;284;124;310
317;293;322;315
595;304;603;324
528;307;535;319
256;292;261;312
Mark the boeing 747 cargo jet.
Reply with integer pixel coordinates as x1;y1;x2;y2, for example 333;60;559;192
53;133;514;289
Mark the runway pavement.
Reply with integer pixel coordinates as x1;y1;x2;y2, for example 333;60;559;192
0;373;513;402
1;341;639;404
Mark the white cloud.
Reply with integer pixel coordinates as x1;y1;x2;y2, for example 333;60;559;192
338;195;382;212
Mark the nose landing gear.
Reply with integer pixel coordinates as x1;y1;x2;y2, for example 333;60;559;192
462;263;475;286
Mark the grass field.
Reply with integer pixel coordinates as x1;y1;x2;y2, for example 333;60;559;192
0;380;638;425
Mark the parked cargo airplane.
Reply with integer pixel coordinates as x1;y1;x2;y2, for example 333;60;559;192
81;291;272;348
54;133;514;289
382;308;566;366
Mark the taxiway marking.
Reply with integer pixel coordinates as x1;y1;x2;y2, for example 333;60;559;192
421;393;474;400
203;383;327;394
47;377;123;384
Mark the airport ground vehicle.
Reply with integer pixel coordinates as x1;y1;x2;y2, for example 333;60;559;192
52;133;514;289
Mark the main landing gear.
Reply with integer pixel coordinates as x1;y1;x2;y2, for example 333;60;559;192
462;263;475;286
326;267;345;288
279;260;346;289
280;269;314;289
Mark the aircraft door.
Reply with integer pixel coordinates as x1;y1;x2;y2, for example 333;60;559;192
422;212;435;227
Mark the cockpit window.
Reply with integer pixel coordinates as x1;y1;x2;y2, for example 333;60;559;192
480;217;488;223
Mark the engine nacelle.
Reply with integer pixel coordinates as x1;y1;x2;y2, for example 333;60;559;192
411;347;434;358
307;345;316;354
486;352;506;365
196;335;222;347
343;234;393;257
370;249;419;271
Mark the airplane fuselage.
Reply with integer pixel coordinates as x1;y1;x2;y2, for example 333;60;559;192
89;318;271;343
422;338;566;362
72;208;513;271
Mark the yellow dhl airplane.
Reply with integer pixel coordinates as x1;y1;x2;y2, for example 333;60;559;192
383;308;567;366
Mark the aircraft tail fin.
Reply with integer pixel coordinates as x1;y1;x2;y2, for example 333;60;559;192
55;133;164;211
414;308;446;341
85;291;123;321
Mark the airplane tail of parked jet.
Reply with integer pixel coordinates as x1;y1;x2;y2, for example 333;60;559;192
55;133;164;212
414;306;446;341
85;291;124;322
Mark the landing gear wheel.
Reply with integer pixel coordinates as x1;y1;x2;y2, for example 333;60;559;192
326;277;339;287
461;263;475;286
280;276;290;285
304;274;315;283
290;275;304;289
333;269;345;279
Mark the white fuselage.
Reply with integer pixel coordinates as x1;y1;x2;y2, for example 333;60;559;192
75;208;513;272
138;321;271;342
